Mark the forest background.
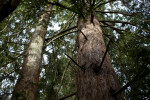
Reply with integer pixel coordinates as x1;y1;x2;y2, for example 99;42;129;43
0;0;150;100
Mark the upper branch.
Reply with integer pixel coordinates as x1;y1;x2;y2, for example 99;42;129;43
96;11;133;16
99;20;150;33
45;26;77;41
95;0;117;9
46;30;77;47
48;2;76;13
101;22;125;34
113;68;150;95
99;20;136;26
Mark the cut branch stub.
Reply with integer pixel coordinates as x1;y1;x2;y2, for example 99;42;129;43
93;39;111;73
65;53;85;72
79;30;88;40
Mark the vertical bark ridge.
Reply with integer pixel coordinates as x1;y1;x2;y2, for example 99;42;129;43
11;4;53;100
77;15;124;100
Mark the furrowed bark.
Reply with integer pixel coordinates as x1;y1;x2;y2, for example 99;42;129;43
76;14;124;100
11;4;53;100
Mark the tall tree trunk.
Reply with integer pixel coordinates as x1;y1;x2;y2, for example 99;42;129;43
11;4;53;100
76;14;124;100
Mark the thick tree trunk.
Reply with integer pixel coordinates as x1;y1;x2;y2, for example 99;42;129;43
11;4;52;100
76;15;124;100
0;0;21;22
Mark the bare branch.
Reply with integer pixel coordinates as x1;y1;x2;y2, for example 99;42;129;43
96;11;133;16
45;26;77;41
56;61;70;96
113;68;150;95
100;40;111;67
48;2;76;13
79;30;88;40
91;0;96;8
0;51;25;68
95;0;117;9
93;40;111;73
46;30;77;46
6;41;27;46
99;20;136;26
45;26;77;47
101;22;125;34
65;53;85;72
100;20;150;33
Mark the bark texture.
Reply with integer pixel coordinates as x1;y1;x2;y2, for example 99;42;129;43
11;4;52;100
76;15;124;100
0;0;21;22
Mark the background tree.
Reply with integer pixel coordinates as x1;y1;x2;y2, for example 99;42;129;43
0;0;22;22
11;4;53;100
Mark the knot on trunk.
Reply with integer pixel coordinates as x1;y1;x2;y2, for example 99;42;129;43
90;63;101;74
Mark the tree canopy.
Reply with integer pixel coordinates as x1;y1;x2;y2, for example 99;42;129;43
0;0;150;100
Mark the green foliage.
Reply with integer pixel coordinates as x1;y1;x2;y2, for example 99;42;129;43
0;0;149;100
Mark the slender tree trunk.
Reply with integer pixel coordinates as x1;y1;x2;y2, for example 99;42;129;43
76;14;124;100
11;4;53;100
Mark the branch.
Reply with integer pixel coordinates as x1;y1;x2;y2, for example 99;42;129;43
0;71;14;82
65;53;85;72
56;61;70;96
46;30;77;46
113;68;150;95
91;0;96;8
79;30;88;40
6;41;27;46
95;0;117;9
94;40;111;73
100;20;150;33
92;0;96;5
102;22;150;39
59;92;76;100
45;26;77;41
113;80;132;95
96;11;133;16
0;51;25;68
101;22;125;34
100;40;111;69
48;2;76;13
45;26;77;46
99;20;136;26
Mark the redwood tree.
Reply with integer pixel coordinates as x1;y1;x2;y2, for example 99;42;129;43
0;0;149;99
77;16;123;100
76;1;124;100
11;4;53;100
